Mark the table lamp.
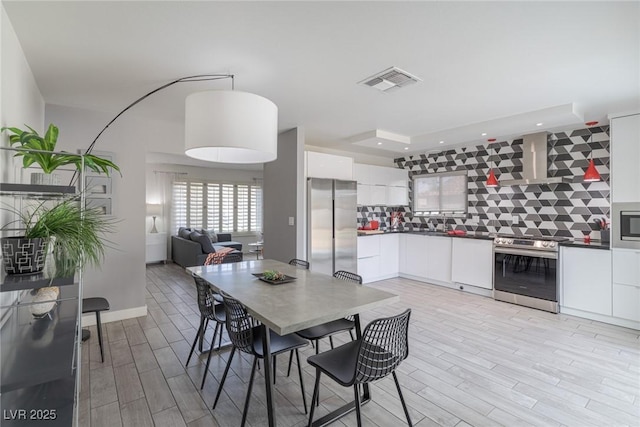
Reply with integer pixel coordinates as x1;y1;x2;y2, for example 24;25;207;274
146;203;162;233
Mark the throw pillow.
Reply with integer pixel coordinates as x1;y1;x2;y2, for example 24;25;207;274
189;231;215;253
178;227;191;239
201;228;218;243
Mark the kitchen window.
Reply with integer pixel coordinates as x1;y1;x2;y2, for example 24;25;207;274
172;180;262;233
412;171;468;215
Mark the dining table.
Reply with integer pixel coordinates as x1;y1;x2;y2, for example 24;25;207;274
188;258;399;427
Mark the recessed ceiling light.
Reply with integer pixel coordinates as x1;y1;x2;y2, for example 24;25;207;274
536;122;543;126
377;142;382;145
404;147;409;150
439;141;444;144
481;132;487;136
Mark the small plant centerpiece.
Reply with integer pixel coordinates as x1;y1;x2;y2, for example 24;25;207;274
262;270;286;281
1;124;120;183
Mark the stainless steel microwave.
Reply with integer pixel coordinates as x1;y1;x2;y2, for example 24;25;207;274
612;202;640;249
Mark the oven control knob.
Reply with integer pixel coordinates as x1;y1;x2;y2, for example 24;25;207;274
496;238;502;244
550;242;556;248
507;239;513;244
542;241;549;247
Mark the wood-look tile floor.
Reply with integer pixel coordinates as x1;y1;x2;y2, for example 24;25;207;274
79;263;640;426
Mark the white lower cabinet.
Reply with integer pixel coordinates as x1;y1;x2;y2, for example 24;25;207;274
451;239;493;289
379;234;400;277
357;234;399;283
400;234;428;278
425;236;452;283
561;247;612;316
612;249;640;321
399;234;452;284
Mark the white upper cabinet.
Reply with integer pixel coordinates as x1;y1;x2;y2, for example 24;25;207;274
386;185;408;206
610;113;640;203
353;163;408;205
306;152;353;180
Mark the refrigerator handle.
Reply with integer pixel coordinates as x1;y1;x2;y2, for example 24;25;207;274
332;198;335;238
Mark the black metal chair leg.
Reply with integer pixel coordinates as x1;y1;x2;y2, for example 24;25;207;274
349;330;355;341
213;347;236;409
200;323;220;390
273;354;277;384
353;383;362;427
329;335;334;349
186;317;205;366
295;349;307;414
307;370;321;427
96;311;104;362
217;322;224;350
286;350;294;377
241;357;259;427
393;371;413;426
314;340;320;406
210;322;219;352
198;316;206;352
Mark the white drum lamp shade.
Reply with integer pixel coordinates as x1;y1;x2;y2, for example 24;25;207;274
184;90;278;163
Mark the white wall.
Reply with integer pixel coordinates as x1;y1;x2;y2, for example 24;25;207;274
46;104;147;313
0;4;45;309
1;4;44;181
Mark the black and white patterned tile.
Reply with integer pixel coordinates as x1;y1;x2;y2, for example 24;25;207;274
376;125;610;239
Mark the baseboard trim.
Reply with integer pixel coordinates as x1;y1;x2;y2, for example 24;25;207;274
82;305;148;327
560;306;640;330
398;274;493;297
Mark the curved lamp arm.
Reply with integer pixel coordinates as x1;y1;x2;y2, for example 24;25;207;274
71;73;234;184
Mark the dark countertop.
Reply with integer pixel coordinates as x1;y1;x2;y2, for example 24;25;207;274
358;231;611;249
357;230;495;241
559;239;610;250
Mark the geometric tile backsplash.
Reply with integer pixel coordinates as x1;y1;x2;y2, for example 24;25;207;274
358;125;610;239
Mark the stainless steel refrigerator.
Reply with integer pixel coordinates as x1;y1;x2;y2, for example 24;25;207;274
307;178;357;276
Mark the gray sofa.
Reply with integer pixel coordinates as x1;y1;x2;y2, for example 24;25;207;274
171;227;243;267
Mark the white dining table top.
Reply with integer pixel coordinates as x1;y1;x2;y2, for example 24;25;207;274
188;259;399;336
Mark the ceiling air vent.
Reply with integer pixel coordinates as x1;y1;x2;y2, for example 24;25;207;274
359;67;422;92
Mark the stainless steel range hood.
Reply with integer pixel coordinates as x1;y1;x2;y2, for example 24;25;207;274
500;131;565;186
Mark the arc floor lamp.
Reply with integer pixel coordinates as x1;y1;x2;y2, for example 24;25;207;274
73;74;278;184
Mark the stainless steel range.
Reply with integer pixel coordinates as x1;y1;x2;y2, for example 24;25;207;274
492;235;568;313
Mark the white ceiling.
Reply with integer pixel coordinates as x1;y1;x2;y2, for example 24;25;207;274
3;1;639;161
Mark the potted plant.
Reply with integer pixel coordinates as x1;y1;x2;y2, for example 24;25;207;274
1;199;115;275
1;124;120;184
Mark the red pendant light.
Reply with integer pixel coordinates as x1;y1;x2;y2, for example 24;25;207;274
583;121;601;182
486;138;499;187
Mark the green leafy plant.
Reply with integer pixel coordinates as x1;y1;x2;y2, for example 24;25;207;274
3;199;116;270
263;270;286;281
1;124;121;176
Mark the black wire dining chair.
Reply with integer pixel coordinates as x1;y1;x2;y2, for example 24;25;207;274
288;258;310;269
286;270;361;378
213;291;309;426
307;309;413;426
186;274;227;389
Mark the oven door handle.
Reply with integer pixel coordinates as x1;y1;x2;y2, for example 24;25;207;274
493;247;558;259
